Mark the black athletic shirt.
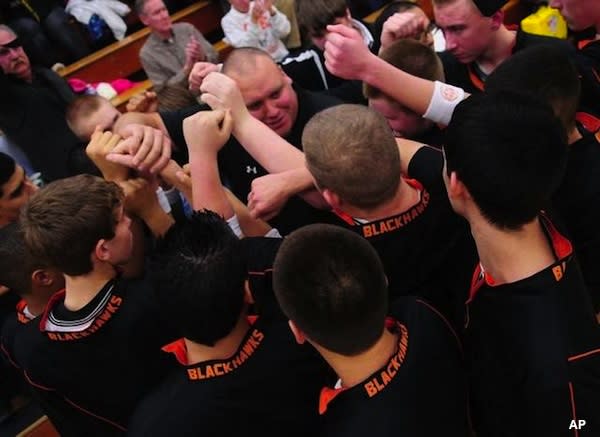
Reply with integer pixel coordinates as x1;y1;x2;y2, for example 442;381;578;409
465;215;600;437
128;236;333;437
319;297;469;437
439;28;575;94
6;277;178;436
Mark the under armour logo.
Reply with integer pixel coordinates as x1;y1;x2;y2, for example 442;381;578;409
246;166;257;174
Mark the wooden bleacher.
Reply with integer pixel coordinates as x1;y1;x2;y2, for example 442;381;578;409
58;0;223;83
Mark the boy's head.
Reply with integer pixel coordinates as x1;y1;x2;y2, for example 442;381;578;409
66;95;122;141
0;222;64;299
485;45;580;135
151;211;247;346
296;0;352;50
365;39;444;138
444;91;568;230
0;152;37;226
303;104;400;213
433;0;506;64
228;0;250;14
549;0;600;32
273;224;388;356
20;175;131;276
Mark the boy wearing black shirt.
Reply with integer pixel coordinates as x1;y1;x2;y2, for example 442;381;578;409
127;211;331;436
444;91;600;436
8;174;177;436
273;224;469;437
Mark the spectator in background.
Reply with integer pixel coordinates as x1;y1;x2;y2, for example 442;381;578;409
0;0;90;67
137;0;218;87
0;25;89;181
222;0;291;62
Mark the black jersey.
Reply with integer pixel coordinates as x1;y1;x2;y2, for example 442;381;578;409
552;130;600;312
128;235;333;437
319;297;469;437
439;28;575;94
7;277;178;437
465;215;600;437
576;39;600;119
335;147;476;329
160;87;345;235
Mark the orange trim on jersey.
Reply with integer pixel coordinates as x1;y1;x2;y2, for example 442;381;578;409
318;320;409;414
467;214;572;303
568;348;600;362
247;268;273;276
318;385;347;415
162;338;188;366
576;112;600;134
16;299;33;324
568;382;579;437
467;64;485;92
578;39;594;50
63;397;127;431
38;289;66;331
0;342;20;369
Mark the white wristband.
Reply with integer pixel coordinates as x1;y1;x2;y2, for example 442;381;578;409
423;81;466;126
226;214;244;239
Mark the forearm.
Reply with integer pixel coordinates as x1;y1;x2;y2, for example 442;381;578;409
225;189;271;237
362;55;436;116
189;151;234;219
233;115;305;173
140;205;175;238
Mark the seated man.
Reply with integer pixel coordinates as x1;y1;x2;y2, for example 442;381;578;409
0;25;88;181
8;174;176;435
136;0;218;87
365;39;445;147
222;0;291;62
127;211;330;436
444;90;600;436
273;223;469;436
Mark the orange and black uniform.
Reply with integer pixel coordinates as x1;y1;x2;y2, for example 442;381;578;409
1;278;178;437
465;215;600;437
318;297;469;437
439;28;575;94
127;237;334;437
335;147;477;329
552;129;600;312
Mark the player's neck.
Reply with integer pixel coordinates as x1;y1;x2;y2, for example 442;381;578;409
477;26;516;74
469;215;556;285
185;314;251;365
354;178;420;221
320;328;398;389
63;264;116;311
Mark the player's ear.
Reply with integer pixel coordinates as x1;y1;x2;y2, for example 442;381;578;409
322;188;342;210
288;320;306;344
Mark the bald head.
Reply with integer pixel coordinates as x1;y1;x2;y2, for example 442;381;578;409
222;47;275;79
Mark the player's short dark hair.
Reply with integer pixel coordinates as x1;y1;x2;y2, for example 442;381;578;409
0;152;16;197
296;0;348;37
485;45;580;133
20;175;123;276
273;224;388;356
364;39;444;99
303;104;400;210
151;211;247;346
0;222;40;296
444;91;568;230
